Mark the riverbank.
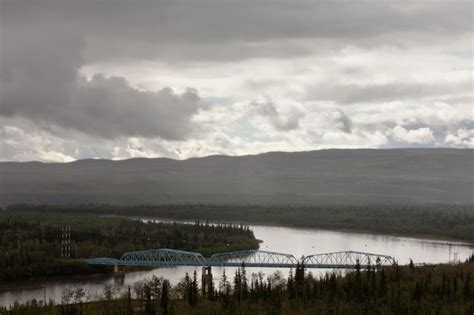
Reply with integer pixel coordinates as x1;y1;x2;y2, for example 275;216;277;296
8;204;473;243
72;203;474;244
130;214;474;246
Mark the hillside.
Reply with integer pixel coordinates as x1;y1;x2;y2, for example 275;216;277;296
0;148;472;206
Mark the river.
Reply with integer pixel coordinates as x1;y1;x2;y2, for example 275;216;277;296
1;221;473;307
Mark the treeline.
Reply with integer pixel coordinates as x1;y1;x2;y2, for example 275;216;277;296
7;203;474;242
2;257;474;314
0;210;258;281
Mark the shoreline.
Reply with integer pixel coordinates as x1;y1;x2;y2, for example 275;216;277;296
114;214;474;247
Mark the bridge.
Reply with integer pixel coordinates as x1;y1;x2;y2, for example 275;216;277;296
85;248;396;269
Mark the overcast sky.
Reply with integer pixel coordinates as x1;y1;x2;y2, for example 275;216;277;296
0;0;472;162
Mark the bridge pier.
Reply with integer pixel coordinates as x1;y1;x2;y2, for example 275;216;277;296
113;264;126;277
201;266;213;297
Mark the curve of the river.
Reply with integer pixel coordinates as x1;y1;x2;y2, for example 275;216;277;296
1;221;473;307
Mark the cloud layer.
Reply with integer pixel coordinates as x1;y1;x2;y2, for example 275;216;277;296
0;13;205;141
0;0;472;161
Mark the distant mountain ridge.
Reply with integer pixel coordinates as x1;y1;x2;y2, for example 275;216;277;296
0;148;472;206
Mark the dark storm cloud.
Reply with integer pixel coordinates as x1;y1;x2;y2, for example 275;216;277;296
70;76;202;139
0;2;204;140
2;1;472;63
86;0;471;61
79;0;474;63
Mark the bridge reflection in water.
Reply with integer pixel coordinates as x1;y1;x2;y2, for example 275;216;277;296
85;248;396;269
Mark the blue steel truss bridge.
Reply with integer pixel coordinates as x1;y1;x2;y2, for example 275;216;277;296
85;249;396;269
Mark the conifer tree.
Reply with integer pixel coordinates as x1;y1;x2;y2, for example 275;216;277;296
160;280;170;315
379;268;387;298
189;271;199;306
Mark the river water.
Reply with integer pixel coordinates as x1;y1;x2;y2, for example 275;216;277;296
1;221;473;307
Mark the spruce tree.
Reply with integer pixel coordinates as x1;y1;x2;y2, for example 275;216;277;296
160;280;170;315
189;271;199;306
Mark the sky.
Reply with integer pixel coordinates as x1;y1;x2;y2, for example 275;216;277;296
0;0;473;162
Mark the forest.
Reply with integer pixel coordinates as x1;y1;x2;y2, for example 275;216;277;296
7;203;474;242
2;256;473;314
0;210;258;281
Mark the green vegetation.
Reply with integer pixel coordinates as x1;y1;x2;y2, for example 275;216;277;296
7;203;474;242
2;256;474;314
0;210;258;281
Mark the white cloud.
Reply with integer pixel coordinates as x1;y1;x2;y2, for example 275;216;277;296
445;129;474;148
38;151;75;163
391;126;435;144
0;121;76;162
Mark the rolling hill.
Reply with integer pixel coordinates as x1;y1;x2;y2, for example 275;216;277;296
0;148;472;206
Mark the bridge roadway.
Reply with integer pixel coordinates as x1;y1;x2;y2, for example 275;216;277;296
85;248;396;269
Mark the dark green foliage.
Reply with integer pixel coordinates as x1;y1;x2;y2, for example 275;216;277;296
0;210;258;281
190;271;199;307
143;285;154;315
159;280;170;315
468;253;474;263
8;203;474;242
126;286;132;315
2;260;473;314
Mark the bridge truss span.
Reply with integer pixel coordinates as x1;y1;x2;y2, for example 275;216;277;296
84;257;120;265
117;248;207;267
207;250;298;268
85;249;398;269
303;250;395;269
